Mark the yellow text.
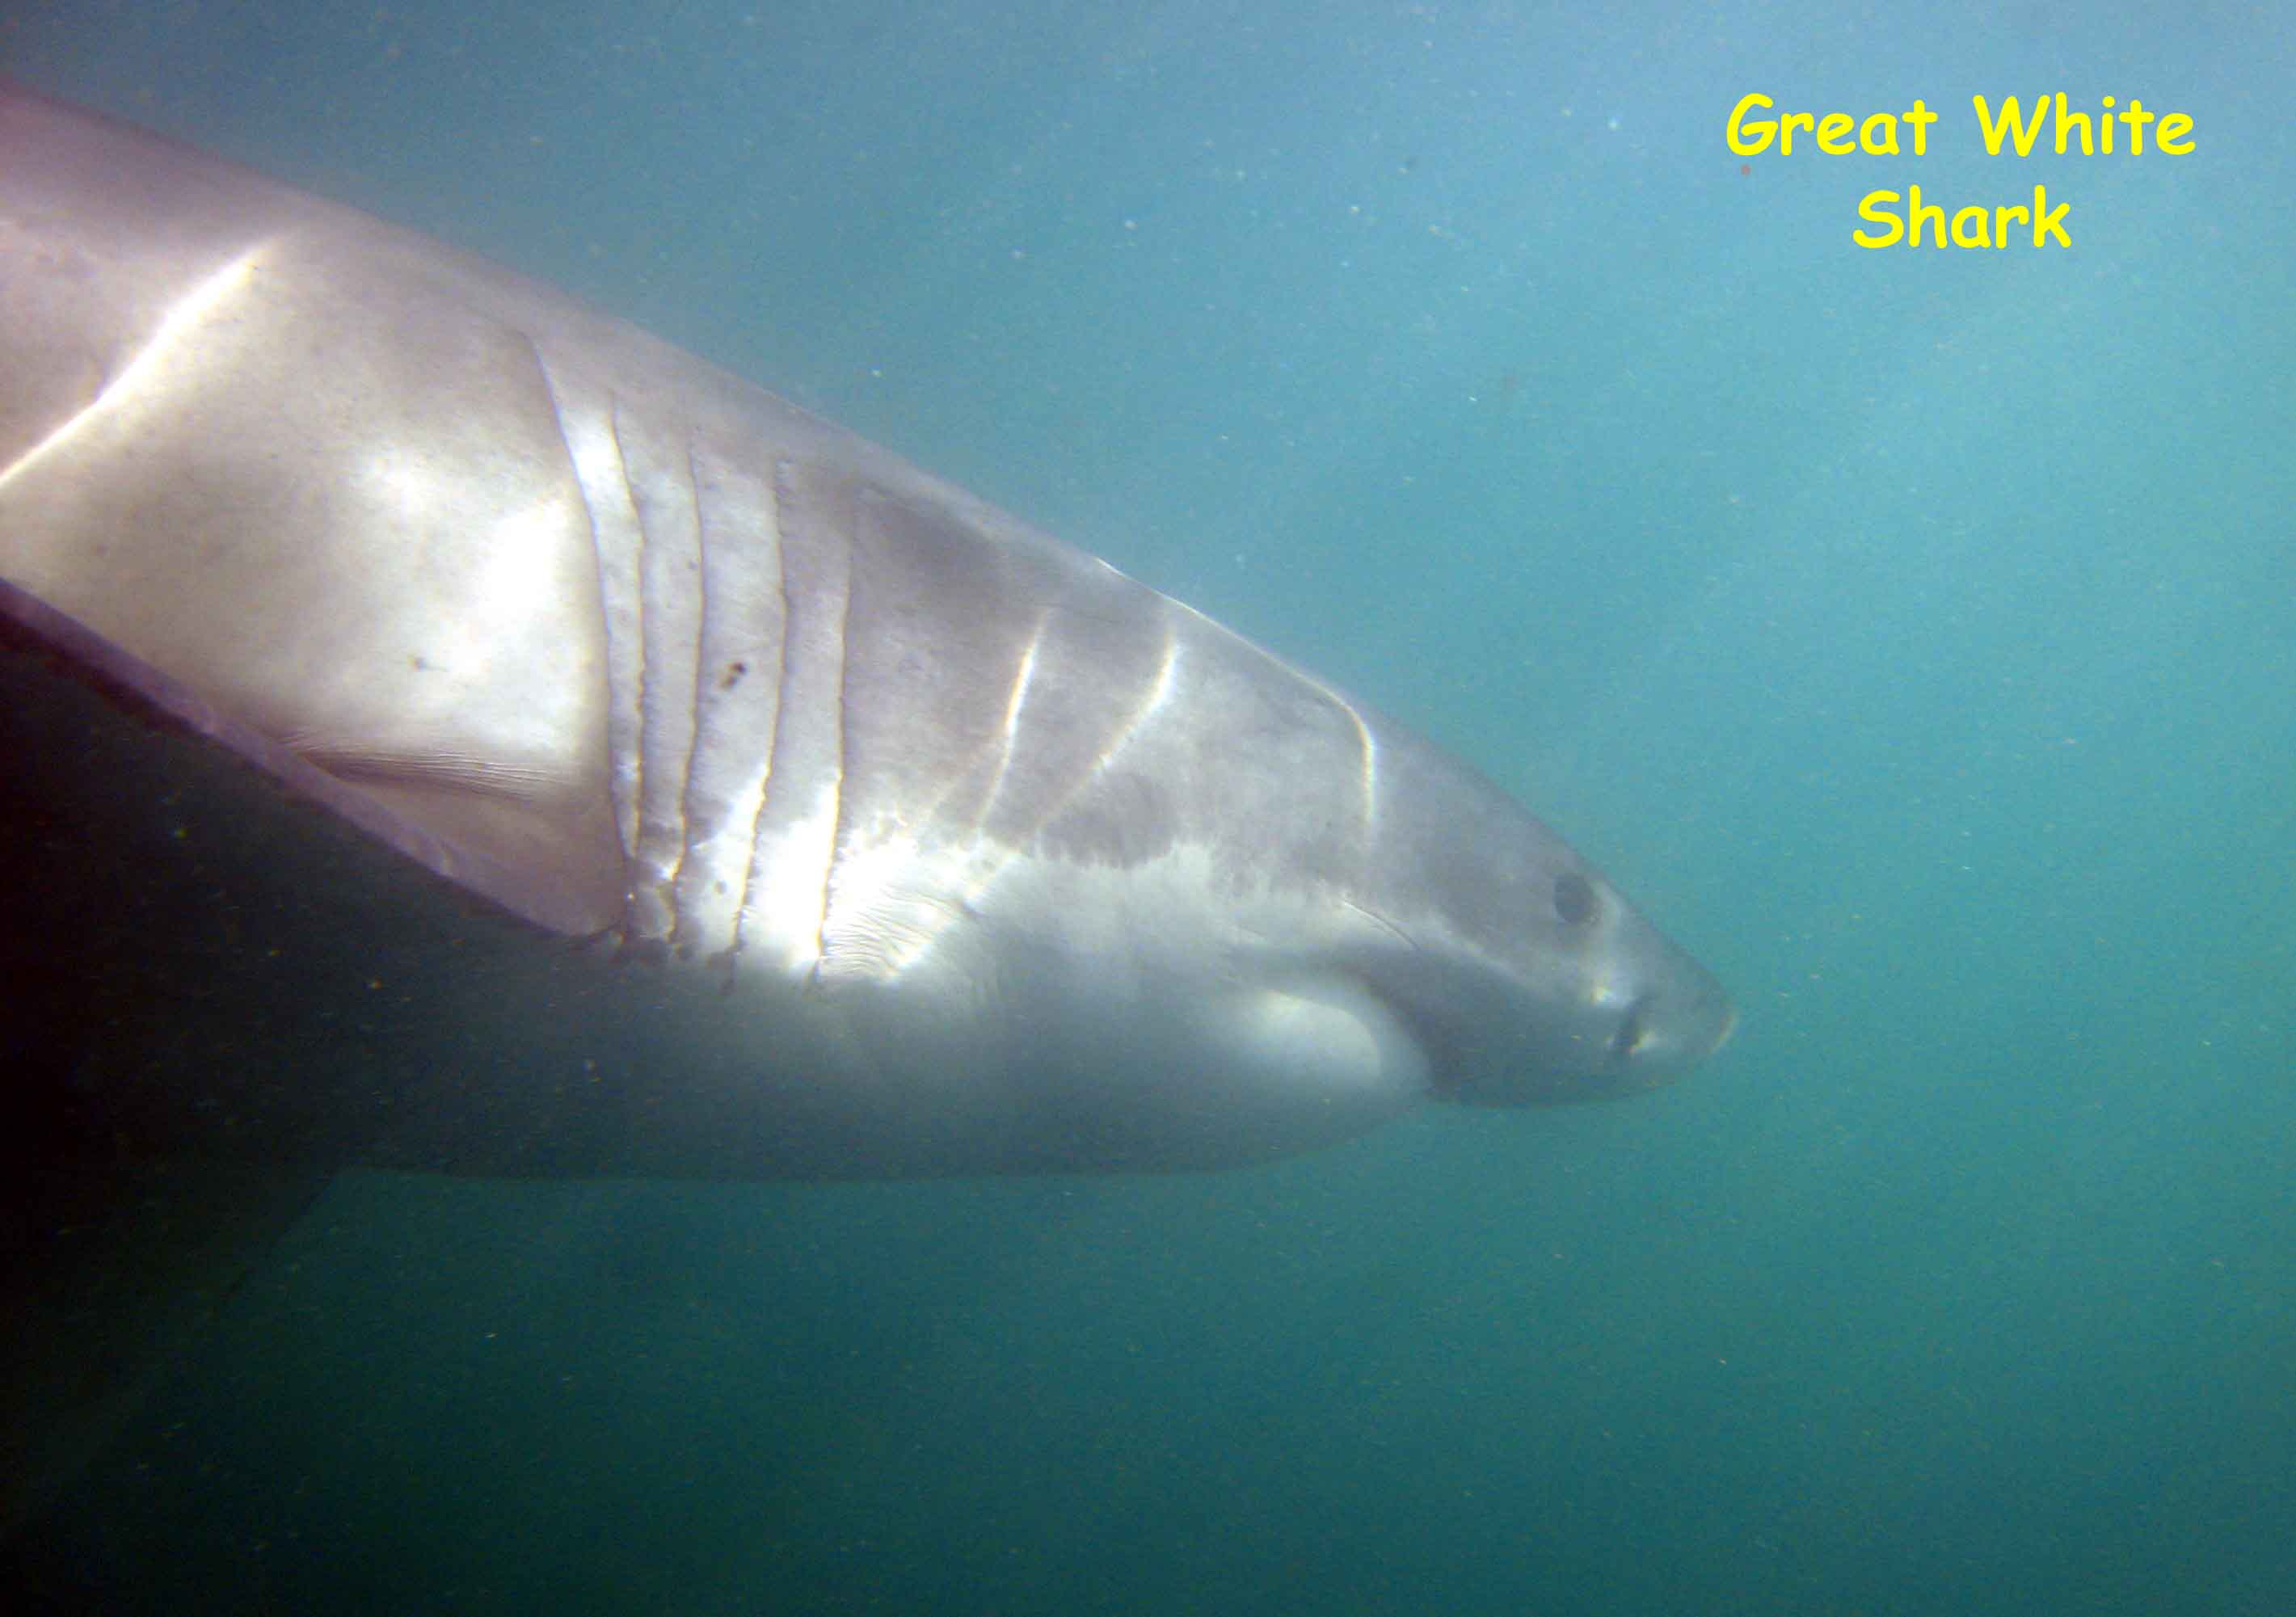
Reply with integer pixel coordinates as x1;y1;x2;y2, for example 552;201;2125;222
1972;95;2195;157
1726;93;1938;156
1854;184;2072;249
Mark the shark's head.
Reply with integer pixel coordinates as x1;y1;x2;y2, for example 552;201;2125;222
1326;729;1736;1109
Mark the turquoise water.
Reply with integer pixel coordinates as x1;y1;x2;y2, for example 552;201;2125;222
6;2;2290;1612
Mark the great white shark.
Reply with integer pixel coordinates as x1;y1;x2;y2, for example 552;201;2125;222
0;86;1731;1520
1;86;1733;1172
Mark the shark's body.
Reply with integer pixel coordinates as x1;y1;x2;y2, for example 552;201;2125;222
0;88;1730;1179
0;86;1734;1533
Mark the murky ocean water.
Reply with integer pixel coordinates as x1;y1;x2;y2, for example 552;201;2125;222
4;3;2288;1611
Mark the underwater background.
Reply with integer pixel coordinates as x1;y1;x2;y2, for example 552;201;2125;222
3;1;2289;1612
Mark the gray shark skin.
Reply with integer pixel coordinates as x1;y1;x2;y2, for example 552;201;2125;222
0;87;1733;1185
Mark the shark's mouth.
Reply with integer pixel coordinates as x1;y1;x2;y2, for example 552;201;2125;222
1607;992;1656;1066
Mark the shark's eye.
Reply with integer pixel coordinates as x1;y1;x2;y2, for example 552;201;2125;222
1552;871;1596;927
